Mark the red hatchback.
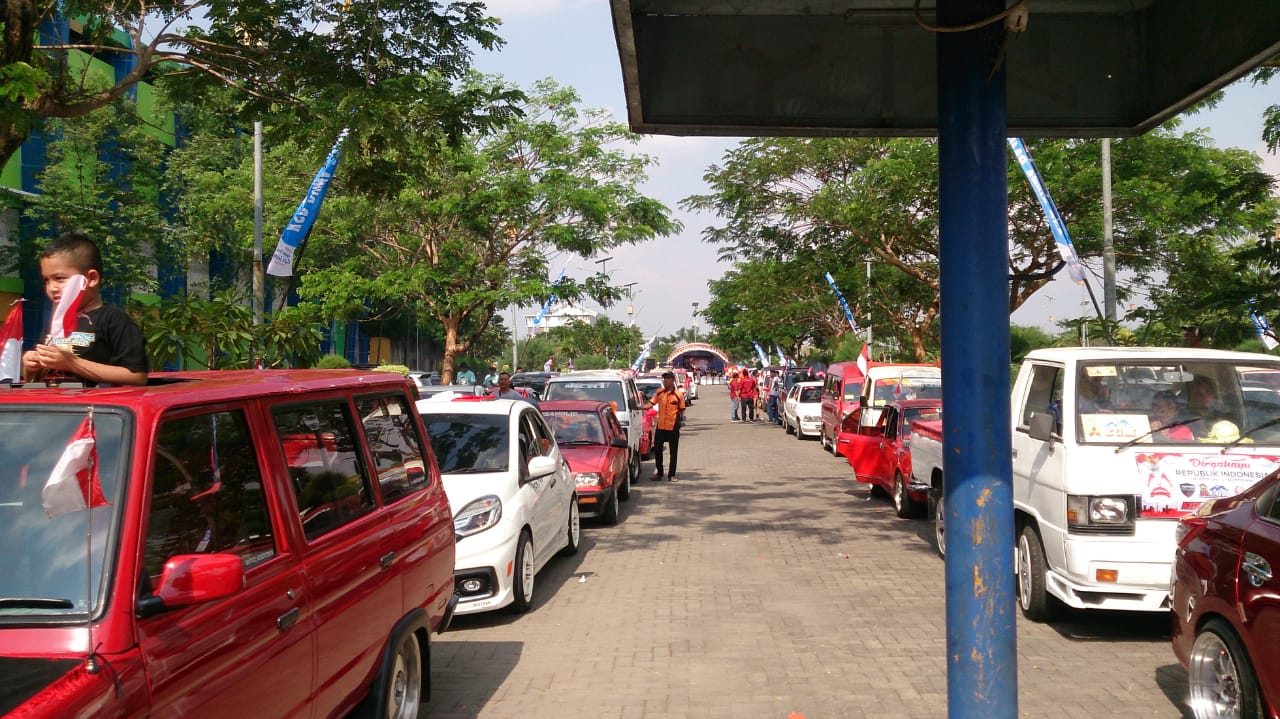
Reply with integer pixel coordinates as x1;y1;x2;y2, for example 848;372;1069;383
836;399;942;518
541;400;632;524
1172;468;1280;719
0;371;456;718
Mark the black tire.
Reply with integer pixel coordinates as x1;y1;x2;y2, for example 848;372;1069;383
893;471;924;519
509;531;535;613
384;631;426;719
784;416;795;435
1188;618;1266;719
600;486;619;525
932;491;946;558
617;468;631;501
560;500;581;554
1017;524;1060;622
628;449;641;484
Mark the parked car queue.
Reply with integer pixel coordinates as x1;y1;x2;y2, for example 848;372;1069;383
760;354;1280;719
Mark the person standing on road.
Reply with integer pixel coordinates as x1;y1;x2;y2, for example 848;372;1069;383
767;370;783;423
728;371;742;422
455;362;477;386
490;371;539;408
738;370;759;422
642;371;686;482
544;354;555;372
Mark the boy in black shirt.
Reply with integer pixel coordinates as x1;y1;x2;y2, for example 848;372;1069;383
22;232;148;386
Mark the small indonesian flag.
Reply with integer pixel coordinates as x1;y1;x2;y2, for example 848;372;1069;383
49;274;86;341
856;343;870;376
0;300;22;382
42;416;108;518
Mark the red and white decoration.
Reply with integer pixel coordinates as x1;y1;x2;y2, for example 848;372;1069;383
42;416;109;518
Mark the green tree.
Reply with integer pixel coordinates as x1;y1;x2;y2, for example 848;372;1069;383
15;100;167;293
686;132;1276;356
0;0;504;169
295;80;679;383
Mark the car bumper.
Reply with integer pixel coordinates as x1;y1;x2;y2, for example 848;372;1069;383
797;420;820;436
452;533;519;615
575;485;617;518
1044;566;1172;612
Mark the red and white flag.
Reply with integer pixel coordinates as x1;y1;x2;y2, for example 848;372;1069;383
0;300;22;382
42;416;108;518
856;343;870;376
48;274;87;341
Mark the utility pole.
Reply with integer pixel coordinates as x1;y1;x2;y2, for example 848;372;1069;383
865;258;873;350
1102;138;1116;322
691;302;699;343
253;121;264;326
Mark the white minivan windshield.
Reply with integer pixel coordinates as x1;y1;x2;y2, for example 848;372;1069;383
1076;361;1280;446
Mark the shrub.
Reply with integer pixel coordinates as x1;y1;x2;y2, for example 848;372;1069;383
317;354;352;369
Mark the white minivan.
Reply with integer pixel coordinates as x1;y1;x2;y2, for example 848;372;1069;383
541;370;644;483
1011;347;1280;621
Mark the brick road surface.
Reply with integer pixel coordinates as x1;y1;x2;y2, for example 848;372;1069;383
428;384;1192;719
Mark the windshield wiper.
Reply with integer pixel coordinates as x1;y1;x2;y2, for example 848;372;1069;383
557;440;601;446
443;466;504;474
0;597;74;609
1115;416;1201;453
1221;416;1280;453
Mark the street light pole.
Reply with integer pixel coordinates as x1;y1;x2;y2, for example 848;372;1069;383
691;302;700;343
621;282;638;327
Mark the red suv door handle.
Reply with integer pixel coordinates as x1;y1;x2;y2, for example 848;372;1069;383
380;552;396;570
277;607;300;632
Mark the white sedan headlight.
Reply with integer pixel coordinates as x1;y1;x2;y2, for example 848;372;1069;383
454;495;502;538
574;472;603;487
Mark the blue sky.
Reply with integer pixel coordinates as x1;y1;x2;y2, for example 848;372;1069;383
474;1;1280;340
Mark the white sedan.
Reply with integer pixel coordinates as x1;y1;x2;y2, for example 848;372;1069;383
417;397;580;615
783;381;824;439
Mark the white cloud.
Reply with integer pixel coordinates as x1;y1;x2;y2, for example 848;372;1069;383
482;0;594;19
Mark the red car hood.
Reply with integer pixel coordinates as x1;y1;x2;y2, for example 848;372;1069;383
559;445;612;473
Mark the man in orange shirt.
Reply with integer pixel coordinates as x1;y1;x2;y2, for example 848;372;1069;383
728;371;742;422
642;371;687;482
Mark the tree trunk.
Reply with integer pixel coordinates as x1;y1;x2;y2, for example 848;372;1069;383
441;314;461;384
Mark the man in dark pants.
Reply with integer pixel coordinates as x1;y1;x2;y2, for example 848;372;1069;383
642;371;687;482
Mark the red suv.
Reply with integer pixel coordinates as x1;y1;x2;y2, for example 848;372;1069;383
0;370;456;718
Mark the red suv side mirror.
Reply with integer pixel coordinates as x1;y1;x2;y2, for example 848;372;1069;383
152;554;245;607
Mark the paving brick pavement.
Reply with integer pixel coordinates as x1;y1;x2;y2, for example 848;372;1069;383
427;384;1193;719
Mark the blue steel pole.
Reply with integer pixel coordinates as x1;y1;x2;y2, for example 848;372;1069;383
936;2;1016;717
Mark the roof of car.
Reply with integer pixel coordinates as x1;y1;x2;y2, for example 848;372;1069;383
793;380;823;388
539;400;611;413
0;370;413;411
549;370;626;379
416;396;525;415
1025;346;1280;364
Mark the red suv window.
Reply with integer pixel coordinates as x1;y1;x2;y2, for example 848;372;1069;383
146;410;276;583
272;399;376;541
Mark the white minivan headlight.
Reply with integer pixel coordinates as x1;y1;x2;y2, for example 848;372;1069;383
455;495;502;538
1067;495;1133;534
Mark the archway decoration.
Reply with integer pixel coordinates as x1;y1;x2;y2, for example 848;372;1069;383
665;342;729;373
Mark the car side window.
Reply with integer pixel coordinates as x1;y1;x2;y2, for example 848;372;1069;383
523;411;554;456
1021;364;1063;434
356;393;431;505
272;399;376;541
145;409;276;586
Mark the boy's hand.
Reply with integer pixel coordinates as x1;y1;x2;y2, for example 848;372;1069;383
29;343;77;372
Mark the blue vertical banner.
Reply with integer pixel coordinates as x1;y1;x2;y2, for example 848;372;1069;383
751;341;769;367
631;335;657;371
267;129;350;277
823;272;861;333
1248;300;1279;350
1008;137;1086;283
531;258;572;329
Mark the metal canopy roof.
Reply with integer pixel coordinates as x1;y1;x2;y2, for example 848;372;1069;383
610;1;1280;137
